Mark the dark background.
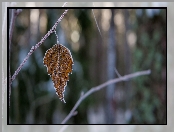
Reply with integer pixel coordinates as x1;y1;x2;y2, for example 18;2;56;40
9;8;166;124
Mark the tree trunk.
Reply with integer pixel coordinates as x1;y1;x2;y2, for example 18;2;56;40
105;9;116;124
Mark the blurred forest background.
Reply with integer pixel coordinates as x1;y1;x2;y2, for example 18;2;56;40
9;8;166;124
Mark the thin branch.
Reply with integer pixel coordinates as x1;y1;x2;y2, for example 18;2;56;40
8;1;68;117
92;4;102;38
9;9;16;102
61;69;151;124
9;9;16;49
11;9;69;83
9;9;22;108
114;68;122;78
59;125;69;132
9;9;22;50
62;2;68;7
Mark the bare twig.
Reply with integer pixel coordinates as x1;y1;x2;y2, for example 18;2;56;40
9;9;22;49
92;3;102;37
114;68;122;78
9;9;22;108
62;2;68;7
11;9;69;83
9;9;16;49
59;125;69;132
9;9;16;104
61;69;151;124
